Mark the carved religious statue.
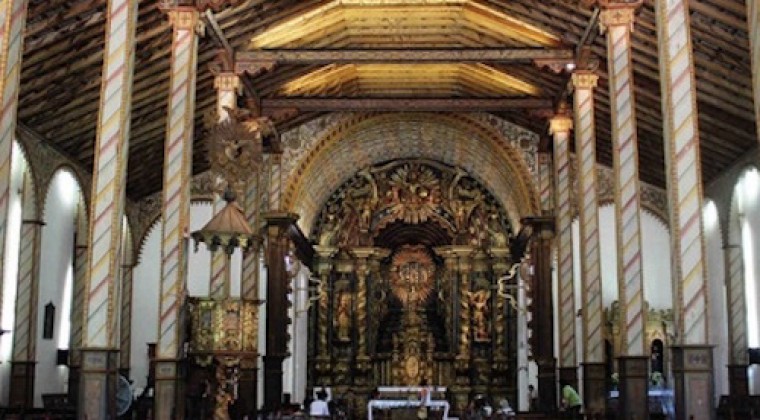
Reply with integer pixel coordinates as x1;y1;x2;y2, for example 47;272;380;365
468;289;491;342
335;291;352;342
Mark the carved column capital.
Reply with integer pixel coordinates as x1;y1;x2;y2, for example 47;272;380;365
214;72;241;92
599;1;642;33
162;5;204;33
571;71;599;90
549;115;573;136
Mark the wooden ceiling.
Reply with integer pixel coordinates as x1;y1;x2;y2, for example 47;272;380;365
17;0;756;200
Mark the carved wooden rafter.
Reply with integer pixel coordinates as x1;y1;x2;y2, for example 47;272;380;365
16;0;757;201
262;98;553;112
235;48;575;65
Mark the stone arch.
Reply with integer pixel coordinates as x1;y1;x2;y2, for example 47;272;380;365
282;113;539;235
39;165;86;222
134;198;214;265
597;196;669;232
11;139;42;220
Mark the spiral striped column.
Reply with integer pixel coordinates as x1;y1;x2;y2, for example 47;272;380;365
156;7;199;420
601;6;646;356
208;73;239;300
80;0;137;417
158;6;199;359
11;219;41;362
353;249;374;359
241;174;260;300
208;192;230;299
119;262;134;372
214;72;239;122
0;0;29;316
269;154;283;211
572;72;604;364
656;0;709;345
455;247;474;358
71;232;88;368
749;0;760;146
725;242;747;364
538;152;554;214
84;0;137;350
10;171;38;367
550;114;576;370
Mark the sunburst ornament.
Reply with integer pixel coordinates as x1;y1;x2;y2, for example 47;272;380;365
206;109;274;196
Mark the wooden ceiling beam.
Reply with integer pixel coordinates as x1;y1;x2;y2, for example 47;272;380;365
261;97;553;112
77;95;216;162
236;47;574;68
689;0;749;30
219;0;326;48
203;8;263;109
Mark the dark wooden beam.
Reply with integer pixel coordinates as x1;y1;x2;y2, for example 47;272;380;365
261;97;553;112
235;47;575;67
203;8;261;104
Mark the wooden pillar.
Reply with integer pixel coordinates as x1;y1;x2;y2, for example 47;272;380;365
208;66;239;300
156;6;200;420
748;0;760;149
68;205;88;406
454;246;474;359
656;0;713;418
79;0;138;417
9;171;39;408
263;212;298;412
572;70;606;416
241;176;262;301
600;3;648;418
0;0;29;310
352;248;373;371
537;152;554;216
525;217;557;412
550;109;577;387
725;219;748;396
119;261;135;377
313;245;337;384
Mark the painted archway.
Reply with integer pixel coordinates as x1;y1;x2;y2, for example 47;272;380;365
281;113;540;236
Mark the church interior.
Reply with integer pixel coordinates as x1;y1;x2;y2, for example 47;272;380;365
0;0;759;419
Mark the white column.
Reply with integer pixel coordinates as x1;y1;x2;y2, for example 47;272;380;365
550;112;576;375
600;3;647;357
156;6;200;420
80;0;138;417
0;0;30;324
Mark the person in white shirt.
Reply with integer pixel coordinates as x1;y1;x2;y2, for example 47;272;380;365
310;390;330;418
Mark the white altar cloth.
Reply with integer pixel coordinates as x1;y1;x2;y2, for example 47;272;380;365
367;399;450;420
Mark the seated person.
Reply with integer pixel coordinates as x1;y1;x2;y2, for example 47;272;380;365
494;399;515;418
309;390;330;418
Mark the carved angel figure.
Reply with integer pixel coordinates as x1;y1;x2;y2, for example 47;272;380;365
469;289;491;342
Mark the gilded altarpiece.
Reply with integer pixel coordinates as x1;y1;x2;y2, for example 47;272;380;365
309;159;518;416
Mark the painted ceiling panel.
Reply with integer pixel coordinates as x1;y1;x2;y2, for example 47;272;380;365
277;63;543;97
